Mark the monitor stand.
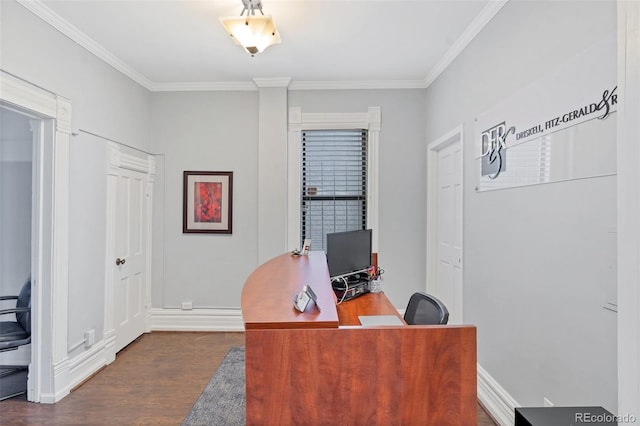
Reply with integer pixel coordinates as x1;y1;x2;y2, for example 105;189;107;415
331;271;371;302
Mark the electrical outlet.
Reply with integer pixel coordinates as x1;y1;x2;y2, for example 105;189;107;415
84;329;96;348
181;301;193;310
544;397;554;407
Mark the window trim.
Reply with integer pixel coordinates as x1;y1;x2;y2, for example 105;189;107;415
287;107;380;252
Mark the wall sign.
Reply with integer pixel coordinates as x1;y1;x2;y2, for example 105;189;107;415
475;34;617;191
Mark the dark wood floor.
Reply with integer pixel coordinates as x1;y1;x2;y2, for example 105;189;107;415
1;332;498;425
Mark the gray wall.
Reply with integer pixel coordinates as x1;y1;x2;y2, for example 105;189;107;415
1;0;152;356
0;109;32;295
68;134;108;352
150;89;427;310
0;1;151;150
425;0;617;411
289;90;427;307
150;91;260;309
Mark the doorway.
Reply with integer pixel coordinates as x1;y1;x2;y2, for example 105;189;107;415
0;107;34;388
426;126;464;324
0;108;32;297
1;72;73;402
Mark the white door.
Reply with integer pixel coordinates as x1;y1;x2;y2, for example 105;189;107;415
427;127;463;324
113;166;151;353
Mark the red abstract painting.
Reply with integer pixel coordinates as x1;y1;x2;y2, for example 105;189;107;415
183;171;232;234
193;181;222;223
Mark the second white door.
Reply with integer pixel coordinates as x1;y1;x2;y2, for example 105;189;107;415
427;128;463;324
113;166;152;353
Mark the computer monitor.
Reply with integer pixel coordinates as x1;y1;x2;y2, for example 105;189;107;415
326;229;372;278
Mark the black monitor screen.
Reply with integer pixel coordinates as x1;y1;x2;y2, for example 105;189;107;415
326;229;372;277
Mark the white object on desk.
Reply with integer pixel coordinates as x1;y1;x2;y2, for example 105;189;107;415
301;239;311;255
358;315;404;326
293;284;319;312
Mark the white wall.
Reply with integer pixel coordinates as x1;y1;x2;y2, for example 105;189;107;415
425;0;617;412
0;108;32;295
0;1;151;151
257;86;289;265
67;133;108;353
617;1;640;418
1;0;151;366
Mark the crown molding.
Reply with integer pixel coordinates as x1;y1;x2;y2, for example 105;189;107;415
149;81;259;92
289;80;427;90
253;77;291;88
424;0;509;88
16;0;154;90
149;79;425;92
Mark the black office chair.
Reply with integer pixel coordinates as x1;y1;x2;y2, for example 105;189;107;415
404;292;449;325
0;277;31;400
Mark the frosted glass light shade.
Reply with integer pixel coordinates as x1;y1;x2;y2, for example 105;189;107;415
220;15;281;55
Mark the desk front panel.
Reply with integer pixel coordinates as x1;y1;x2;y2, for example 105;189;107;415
245;325;477;425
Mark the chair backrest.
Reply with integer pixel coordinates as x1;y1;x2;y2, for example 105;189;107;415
15;277;31;334
404;292;449;325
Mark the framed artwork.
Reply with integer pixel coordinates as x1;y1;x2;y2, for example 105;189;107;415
183;171;233;234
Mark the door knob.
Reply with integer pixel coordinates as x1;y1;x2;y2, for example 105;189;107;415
116;258;126;266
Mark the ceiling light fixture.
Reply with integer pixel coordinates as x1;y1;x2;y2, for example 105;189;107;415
220;0;281;56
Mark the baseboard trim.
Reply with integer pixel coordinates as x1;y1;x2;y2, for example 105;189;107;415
49;356;71;403
67;340;110;393
477;363;519;426
149;307;245;331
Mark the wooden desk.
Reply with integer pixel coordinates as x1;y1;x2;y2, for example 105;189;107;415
242;252;477;425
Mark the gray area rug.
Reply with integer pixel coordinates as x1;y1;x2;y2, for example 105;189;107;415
182;346;246;426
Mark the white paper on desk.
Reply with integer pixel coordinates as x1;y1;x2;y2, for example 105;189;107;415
358;315;404;326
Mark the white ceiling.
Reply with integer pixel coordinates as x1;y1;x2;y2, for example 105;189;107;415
24;0;504;91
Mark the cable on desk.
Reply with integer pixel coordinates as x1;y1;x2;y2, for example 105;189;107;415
334;276;349;305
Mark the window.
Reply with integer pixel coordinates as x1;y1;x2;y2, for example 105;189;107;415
300;129;367;251
287;107;380;254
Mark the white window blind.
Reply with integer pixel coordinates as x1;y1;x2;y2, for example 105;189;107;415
301;129;368;251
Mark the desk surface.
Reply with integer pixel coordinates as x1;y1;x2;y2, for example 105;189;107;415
241;252;340;329
337;292;406;326
242;251;405;329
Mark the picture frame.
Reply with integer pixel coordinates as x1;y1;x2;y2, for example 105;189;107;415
183;171;233;234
